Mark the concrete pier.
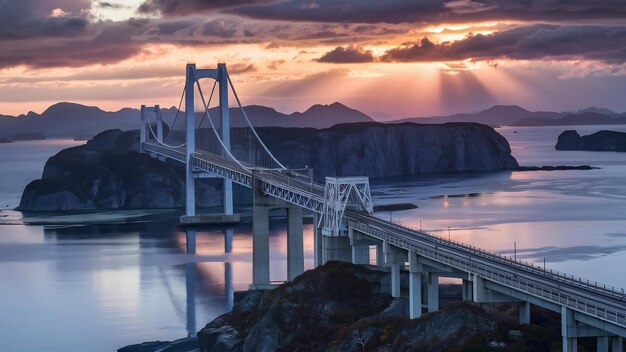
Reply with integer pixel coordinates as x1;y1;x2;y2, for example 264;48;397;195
287;206;304;281
519;301;531;325
323;235;351;263
408;252;423;319
313;213;323;267
252;205;270;288
562;307;578;352
427;273;439;312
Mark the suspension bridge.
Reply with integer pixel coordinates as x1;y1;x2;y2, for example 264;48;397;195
139;63;626;352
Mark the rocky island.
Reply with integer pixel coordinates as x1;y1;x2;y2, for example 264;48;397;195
556;130;626;152
19;122;519;211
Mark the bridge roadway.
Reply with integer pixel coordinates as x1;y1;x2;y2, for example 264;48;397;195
143;140;626;342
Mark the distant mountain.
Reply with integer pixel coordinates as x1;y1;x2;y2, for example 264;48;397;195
393;105;563;127
513;112;626;127
576;107;619;116
0;101;374;138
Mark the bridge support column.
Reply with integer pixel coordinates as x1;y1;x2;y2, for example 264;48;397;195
519;301;531;325
376;244;384;266
287;206;304;281
427;273;439;312
562;307;578;352
408;252;423;319
611;337;623;352
349;228;374;265
383;241;406;298
323;235;351;263
251;205;270;288
184;64;196;217
155;104;163;142
462;279;472;301
598;336;610;352
140;105;146;153
313;213;323;268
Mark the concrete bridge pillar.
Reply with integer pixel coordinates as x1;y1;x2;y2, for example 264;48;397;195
287;206;304;281
252;204;270;288
383;241;406;298
561;307;578;352
323;235;351;263
519;301;531;325
313;213;323;268
427;272;439;312
462;279;472;301
349;228;378;265
408;252;423;319
376;244;384;266
611;336;623;352
597;336;610;352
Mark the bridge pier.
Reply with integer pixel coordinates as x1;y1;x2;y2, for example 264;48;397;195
349;228;379;265
612;336;623;352
313;213;323;268
519;301;531;325
252;204;270;288
322;235;351;263
561;307;579;352
462;279;472;301
408;252;423;319
383;241;407;298
287;206;304;281
427;273;439;312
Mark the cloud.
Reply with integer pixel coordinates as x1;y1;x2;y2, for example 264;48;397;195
231;0;626;24
317;45;374;63
138;0;276;16
0;0;91;40
380;24;626;64
0;21;147;69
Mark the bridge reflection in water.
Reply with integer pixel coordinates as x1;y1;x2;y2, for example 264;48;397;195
140;63;626;352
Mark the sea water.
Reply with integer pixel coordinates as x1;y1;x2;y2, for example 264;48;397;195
0;126;625;351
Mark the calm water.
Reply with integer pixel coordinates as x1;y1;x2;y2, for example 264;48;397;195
1;126;626;351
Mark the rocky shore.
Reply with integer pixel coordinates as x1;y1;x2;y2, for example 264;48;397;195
19;122;519;211
119;262;562;352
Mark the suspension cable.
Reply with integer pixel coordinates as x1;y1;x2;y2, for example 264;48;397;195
226;71;287;170
195;78;250;171
145;79;217;149
162;83;186;142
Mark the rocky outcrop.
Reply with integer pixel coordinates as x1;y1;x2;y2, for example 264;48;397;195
190;262;556;352
20;122;519;211
18;129;221;211
224;122;518;181
556;130;626;152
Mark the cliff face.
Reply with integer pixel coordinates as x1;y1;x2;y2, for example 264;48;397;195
20;122;518;211
556;130;626;152
251;122;518;180
18;129;222;211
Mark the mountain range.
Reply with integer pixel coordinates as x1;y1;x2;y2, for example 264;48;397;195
1;102;624;139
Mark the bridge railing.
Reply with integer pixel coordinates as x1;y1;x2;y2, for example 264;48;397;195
346;215;626;328
388;220;626;300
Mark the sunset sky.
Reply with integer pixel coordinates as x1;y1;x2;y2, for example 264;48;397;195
1;0;625;119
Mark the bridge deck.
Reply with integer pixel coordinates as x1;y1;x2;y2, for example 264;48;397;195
143;140;626;332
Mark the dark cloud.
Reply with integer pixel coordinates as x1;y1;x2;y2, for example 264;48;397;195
317;45;374;63
202;18;240;38
138;0;275;16
0;21;146;69
0;0;91;39
232;0;626;24
380;24;626;64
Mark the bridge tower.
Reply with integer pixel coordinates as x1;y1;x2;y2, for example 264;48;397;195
182;63;236;223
